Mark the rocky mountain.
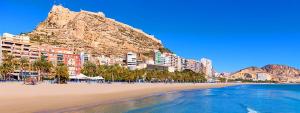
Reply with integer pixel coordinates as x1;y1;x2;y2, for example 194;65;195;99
230;64;300;82
28;5;163;58
230;67;265;79
262;64;300;78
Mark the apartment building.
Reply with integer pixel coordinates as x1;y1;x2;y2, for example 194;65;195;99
1;33;39;63
154;50;162;65
170;54;182;71
256;73;272;81
195;61;202;73
39;45;81;76
186;59;197;72
201;58;213;78
63;54;81;76
162;53;172;66
80;52;90;66
126;52;137;70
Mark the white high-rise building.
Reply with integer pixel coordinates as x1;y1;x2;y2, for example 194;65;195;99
171;54;182;71
186;59;196;71
195;61;202;73
80;52;90;66
127;52;137;70
201;58;213;78
181;58;187;71
162;53;172;66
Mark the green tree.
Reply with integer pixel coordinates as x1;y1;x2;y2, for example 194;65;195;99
0;64;14;80
110;65;120;82
19;57;29;81
219;77;226;83
96;65;107;77
43;61;53;80
96;65;117;82
136;69;146;81
123;69;133;83
81;61;97;77
54;63;69;84
145;70;154;82
0;53;17;80
32;57;53;81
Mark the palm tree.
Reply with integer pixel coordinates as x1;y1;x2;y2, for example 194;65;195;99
96;65;106;77
124;69;136;83
0;64;14;80
19;57;29;81
54;63;69;84
42;61;53;80
98;65;112;82
110;65;119;82
145;70;154;82
135;69;146;82
32;57;53;81
81;61;97;77
32;58;43;81
0;52;17;80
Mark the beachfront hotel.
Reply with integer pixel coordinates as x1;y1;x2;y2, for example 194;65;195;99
0;33;39;63
0;33;41;78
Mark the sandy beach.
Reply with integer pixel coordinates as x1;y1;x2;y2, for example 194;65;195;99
0;82;238;113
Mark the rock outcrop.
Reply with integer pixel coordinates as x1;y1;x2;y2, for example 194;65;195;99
230;67;266;80
230;64;300;82
28;5;163;57
262;64;300;78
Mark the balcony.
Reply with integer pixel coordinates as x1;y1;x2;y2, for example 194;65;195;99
2;44;12;48
3;42;14;45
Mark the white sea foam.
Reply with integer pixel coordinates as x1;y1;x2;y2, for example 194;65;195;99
247;107;259;113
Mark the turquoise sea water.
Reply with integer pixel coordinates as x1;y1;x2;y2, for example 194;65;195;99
75;84;300;113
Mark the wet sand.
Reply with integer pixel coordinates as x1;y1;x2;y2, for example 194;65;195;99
0;82;238;113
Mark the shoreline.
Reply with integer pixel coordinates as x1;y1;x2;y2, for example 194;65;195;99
0;82;238;113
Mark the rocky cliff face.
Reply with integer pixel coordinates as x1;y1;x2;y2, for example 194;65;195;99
262;65;300;78
230;64;300;82
28;5;163;57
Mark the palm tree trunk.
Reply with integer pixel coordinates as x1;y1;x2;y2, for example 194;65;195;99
58;75;61;84
19;69;23;81
23;69;26;84
38;70;41;82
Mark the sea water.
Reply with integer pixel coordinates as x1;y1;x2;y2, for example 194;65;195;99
75;84;300;113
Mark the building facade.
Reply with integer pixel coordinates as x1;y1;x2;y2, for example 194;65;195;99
1;33;39;63
256;73;272;81
162;53;172;66
170;54;182;71
126;52;137;70
80;52;90;66
146;64;174;72
201;58;213;78
39;45;81;76
63;54;81;76
154;50;162;65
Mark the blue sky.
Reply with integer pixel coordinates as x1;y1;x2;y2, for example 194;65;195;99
1;0;300;72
